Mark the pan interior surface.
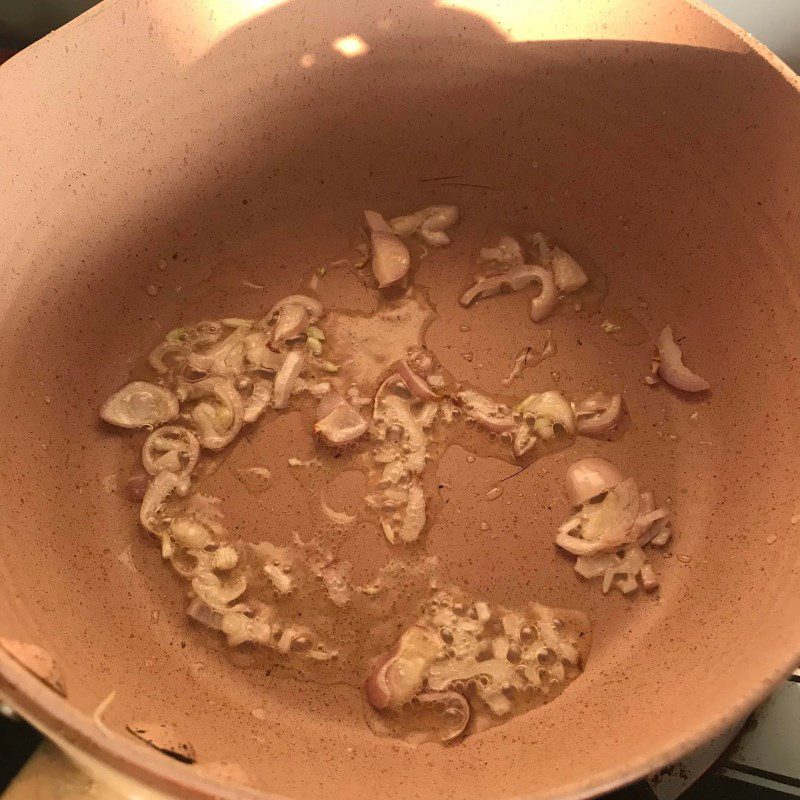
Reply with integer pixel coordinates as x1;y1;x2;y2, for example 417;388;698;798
0;1;799;798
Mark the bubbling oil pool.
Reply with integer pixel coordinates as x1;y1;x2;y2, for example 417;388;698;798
113;220;630;744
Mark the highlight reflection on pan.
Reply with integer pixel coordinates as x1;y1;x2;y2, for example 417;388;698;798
0;1;799;799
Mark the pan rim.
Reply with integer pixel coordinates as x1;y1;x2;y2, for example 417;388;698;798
2;648;799;799
1;0;798;797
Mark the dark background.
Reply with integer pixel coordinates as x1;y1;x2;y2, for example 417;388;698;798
0;0;796;797
0;0;98;48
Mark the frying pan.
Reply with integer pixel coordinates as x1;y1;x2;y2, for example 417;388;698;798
1;0;799;798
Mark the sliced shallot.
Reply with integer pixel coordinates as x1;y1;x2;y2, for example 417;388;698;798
574;393;624;436
187;599;225;630
574;552;621;580
187;325;249;377
479;235;524;266
399;479;426;543
170;517;213;549
512;421;537;457
602;546;647;594
364;626;441;709
142;426;200;478
272;302;310;345
459;264;555;313
365;589;586;735
100;382;179;429
416;401;439;429
221;611;273;647
365;210;411;288
321;496;357;526
530;232;588;293
397;360;439;401
314;398;368;446
243;379;273;423
632;508;670;544
528;267;559;322
501;332;556;386
640;563;660;592
455;390;514;433
551;248;588;293
316;392;346;421
556;478;640;556
656;325;709;392
243;332;282;372
184;378;243;450
140;470;188;536
364;650;395;710
650;522;672;547
373;372;403;412
564;457;626;505
148;340;187;374
390;205;460;246
377;394;428;473
191;571;248;612
516;390;575;439
263;295;323;325
415;691;470;742
273;350;306;409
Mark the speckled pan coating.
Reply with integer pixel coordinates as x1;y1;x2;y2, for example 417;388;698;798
0;1;799;798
